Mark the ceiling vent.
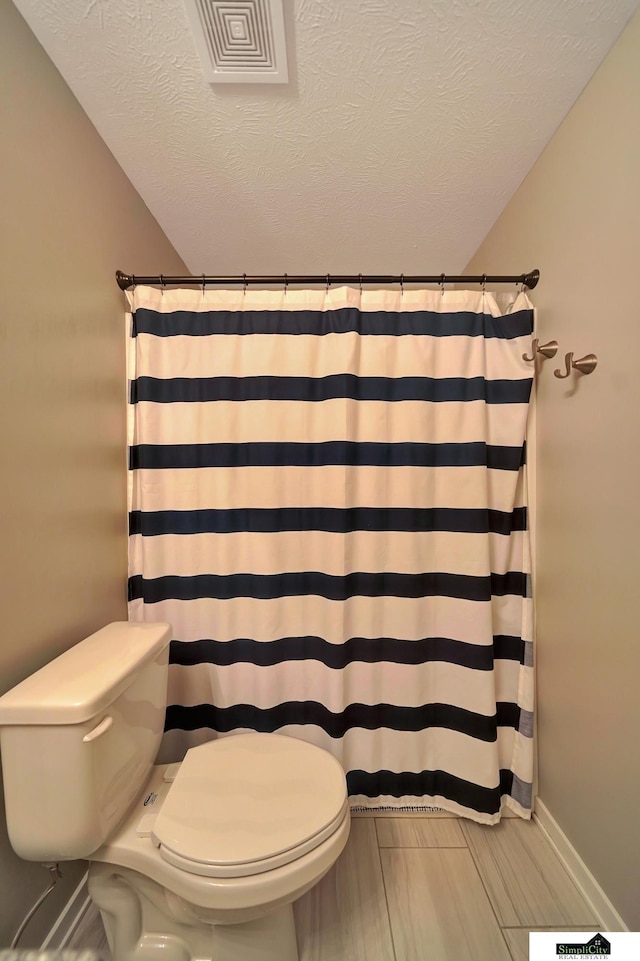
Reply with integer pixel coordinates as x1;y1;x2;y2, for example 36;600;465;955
184;0;288;84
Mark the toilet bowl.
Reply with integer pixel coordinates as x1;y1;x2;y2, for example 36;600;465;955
0;623;351;961
90;734;350;961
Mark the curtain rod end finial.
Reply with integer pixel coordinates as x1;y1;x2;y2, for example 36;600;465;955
116;270;133;290
523;269;540;290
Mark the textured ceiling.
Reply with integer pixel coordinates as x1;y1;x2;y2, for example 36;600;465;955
13;0;640;274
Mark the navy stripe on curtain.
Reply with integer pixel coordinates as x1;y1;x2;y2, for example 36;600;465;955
128;571;528;603
129;441;526;470
131;374;532;404
168;634;528;669
126;284;535;824
129;506;528;536
164;701;521;741
132;306;533;339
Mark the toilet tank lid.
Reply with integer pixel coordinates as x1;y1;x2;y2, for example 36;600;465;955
0;622;171;726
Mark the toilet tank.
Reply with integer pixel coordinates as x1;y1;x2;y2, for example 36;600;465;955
0;621;171;862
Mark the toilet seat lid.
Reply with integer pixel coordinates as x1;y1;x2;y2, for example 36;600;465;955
151;733;348;878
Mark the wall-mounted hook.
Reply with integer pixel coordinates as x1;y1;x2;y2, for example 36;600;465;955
522;339;558;362
554;352;598;379
573;354;598;375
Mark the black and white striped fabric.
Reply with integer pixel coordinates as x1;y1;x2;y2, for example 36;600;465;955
126;285;534;823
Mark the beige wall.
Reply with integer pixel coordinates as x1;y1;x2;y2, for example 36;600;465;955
0;2;186;945
466;10;640;929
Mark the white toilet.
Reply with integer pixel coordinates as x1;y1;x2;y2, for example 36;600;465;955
0;622;350;961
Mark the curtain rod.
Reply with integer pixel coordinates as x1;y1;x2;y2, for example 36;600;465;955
116;269;540;291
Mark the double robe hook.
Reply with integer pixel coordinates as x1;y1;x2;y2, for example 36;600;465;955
523;340;598;378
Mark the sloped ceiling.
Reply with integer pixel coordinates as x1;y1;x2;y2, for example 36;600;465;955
13;0;640;275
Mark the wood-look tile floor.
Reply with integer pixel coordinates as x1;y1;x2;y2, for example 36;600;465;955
70;813;601;961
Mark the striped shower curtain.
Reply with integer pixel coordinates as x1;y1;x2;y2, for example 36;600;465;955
126;284;534;824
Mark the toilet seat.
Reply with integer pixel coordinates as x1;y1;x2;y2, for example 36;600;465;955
151;733;348;878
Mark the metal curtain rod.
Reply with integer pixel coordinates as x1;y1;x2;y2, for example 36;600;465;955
116;269;540;291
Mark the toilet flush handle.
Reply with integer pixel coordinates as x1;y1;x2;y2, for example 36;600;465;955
82;715;113;742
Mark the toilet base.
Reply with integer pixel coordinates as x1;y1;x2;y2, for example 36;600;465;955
89;862;298;961
209;905;297;961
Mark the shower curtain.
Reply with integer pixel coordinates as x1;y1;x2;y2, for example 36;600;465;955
126;284;534;824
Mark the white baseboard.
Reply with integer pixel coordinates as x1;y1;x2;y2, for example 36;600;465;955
41;871;90;950
533;798;628;932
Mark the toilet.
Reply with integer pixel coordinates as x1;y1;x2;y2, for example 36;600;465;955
0;622;350;961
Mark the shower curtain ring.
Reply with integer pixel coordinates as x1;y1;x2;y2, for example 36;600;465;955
160;274;165;295
201;274;206;296
440;273;445;297
359;273;363;294
326;274;330;293
243;273;247;295
400;274;404;296
284;273;288;295
481;274;486;293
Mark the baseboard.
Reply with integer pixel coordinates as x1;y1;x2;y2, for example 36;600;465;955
533;798;628;932
41;871;91;950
